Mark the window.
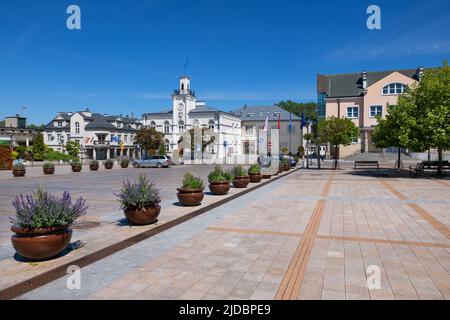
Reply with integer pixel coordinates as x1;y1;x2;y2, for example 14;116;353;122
124;135;128;142
208;120;215;130
164;140;170;152
193;119;200;129
347;106;359;119
178;120;185;132
370;105;383;117
382;83;407;95
57;121;62;128
75;122;80;134
352;136;359;144
245;126;254;134
150;121;156;129
47;134;53;141
57;134;62;142
164;121;170;134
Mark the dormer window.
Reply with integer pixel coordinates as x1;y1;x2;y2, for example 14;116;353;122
382;83;407;95
75;122;80;134
57;121;62;128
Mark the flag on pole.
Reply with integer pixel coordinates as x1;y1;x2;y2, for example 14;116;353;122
277;112;281;129
301;113;307;129
263;114;269;132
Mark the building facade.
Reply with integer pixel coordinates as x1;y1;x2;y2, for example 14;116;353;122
44;110;142;160
232;105;305;156
0;115;35;148
317;68;423;158
142;76;242;162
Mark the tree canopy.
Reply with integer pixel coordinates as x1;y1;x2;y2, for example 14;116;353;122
31;132;46;161
134;127;165;155
65;140;80;158
276;101;317;120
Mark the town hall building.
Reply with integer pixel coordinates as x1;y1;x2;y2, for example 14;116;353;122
142;76;243;162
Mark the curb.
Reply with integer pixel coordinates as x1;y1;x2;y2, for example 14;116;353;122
0;167;300;300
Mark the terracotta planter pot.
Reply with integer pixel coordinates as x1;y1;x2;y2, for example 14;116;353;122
43;167;55;175
177;188;204;206
71;164;82;172
104;163;113;170
90;164;99;171
233;176;250;188
249;173;262;183
121;162;129;168
11;225;72;261
262;174;272;179
209;181;230;195
124;204;161;225
12;169;25;177
283;165;290;171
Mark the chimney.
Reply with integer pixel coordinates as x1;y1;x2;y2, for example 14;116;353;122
417;67;424;80
362;70;368;90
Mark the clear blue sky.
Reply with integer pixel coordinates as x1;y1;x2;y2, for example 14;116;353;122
1;0;449;124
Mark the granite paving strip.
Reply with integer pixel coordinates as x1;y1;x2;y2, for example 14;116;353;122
275;174;334;300
379;180;450;239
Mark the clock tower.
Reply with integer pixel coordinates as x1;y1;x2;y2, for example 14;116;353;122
172;75;196;131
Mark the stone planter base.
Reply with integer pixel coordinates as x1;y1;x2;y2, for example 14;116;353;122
233;176;250;188
209;181;230;195
249;173;262;183
12;169;25;177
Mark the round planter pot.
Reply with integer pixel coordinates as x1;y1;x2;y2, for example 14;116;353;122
124;204;161;225
11;225;72;261
121;163;129;168
90;164;99;171
262;174;272;179
12;169;25;177
249;173;262;183
177;188;204;206
43;167;55;175
209;181;230;195
283;165;290;171
71;165;82;172
104;163;113;170
233;176;250;188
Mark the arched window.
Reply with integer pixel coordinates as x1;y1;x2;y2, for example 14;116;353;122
164;140;170;152
178;120;185;132
164;121;170;134
208;120;215;130
382;83;407;95
193;119;200;128
75;122;80;134
181;83;184;90
150;121;156;129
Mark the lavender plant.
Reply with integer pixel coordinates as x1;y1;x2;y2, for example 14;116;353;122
11;185;88;229
116;174;161;209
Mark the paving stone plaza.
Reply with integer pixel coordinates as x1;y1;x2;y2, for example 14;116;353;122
0;165;448;300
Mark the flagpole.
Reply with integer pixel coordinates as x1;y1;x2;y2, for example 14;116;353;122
289;113;292;154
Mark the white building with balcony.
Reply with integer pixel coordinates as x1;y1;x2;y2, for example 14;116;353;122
44;110;141;160
142;76;243;162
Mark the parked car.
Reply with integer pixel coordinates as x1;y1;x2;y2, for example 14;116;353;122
133;155;173;168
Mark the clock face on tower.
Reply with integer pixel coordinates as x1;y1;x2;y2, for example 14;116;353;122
177;103;184;111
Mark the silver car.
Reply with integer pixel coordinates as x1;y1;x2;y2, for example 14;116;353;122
133;155;173;168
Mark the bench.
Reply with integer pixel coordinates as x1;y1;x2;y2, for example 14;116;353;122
354;161;379;169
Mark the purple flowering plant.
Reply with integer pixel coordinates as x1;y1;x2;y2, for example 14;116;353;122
115;174;161;209
11;185;88;229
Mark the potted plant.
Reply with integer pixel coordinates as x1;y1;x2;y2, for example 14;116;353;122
43;162;55;175
231;165;250;188
248;164;262;183
12;163;26;177
120;158;130;168
282;158;290;171
116;174;161;225
104;159;114;170
71;160;82;172
10;186;88;261
208;165;233;195
90;160;99;171
177;173;205;206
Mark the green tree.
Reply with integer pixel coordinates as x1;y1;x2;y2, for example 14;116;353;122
403;61;450;175
65;140;80;158
0;120;5;127
134;127;164;155
158;144;166;155
372;102;412;169
32;132;46;161
28;124;46;130
276;101;317;120
318;116;359;169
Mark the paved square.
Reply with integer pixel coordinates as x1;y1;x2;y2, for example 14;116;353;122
2;168;449;300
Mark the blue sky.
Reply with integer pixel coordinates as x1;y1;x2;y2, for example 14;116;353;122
1;0;449;124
